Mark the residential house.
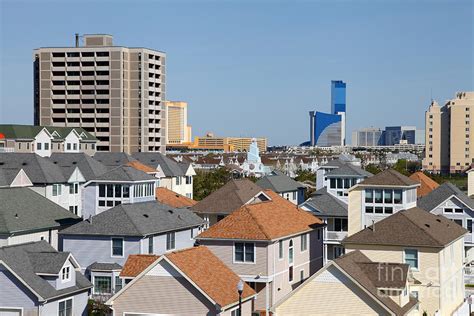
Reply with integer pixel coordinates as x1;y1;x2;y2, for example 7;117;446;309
343;208;467;315
196;190;324;314
0;168;32;188
0;187;80;249
191;178;270;227
418;182;474;262
0;241;92;316
106;246;256;316
272;250;418;315
322;162;372;203
256;170;305;205
315;154;362;190
409;171;439;198
0;124;97;156
347;169;420;236
156;187;197;208
59;201;204;299
119;254;159;284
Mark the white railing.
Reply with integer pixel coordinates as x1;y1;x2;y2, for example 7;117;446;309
325;231;348;241
0;147;14;153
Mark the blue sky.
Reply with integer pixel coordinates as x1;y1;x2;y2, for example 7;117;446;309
0;0;472;145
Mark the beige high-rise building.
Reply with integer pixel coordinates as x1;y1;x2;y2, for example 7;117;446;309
164;101;191;145
34;34;166;153
423;91;474;173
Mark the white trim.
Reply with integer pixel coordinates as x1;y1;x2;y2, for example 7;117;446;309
92;273;113;296
57;297;73;316
111;237;124;258
233;241;256;264
403;248;419;271
61;265;72;283
0;307;23;316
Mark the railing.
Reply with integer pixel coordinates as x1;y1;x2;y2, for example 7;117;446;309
325;231;348;241
0;147;14;153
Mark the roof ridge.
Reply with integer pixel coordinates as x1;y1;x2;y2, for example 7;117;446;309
399;210;445;245
114;205;144;236
243;204;276;240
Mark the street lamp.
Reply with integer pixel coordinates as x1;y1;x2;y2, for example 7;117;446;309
237;280;244;316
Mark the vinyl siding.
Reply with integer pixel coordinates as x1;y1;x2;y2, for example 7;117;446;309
40;291;89;316
5;229;58;250
0;266;38;315
348;189;362;236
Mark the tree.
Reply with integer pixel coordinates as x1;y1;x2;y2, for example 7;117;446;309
295;169;315;183
365;164;382;175
193;167;233;201
392;159;421;176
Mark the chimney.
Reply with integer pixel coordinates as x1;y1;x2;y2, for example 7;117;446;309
75;33;79;47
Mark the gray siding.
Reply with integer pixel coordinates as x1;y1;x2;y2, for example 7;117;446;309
41;291;89;316
0;266;38;314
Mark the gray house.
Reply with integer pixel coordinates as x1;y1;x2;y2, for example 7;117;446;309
0;187;80;249
59;200;204;299
256;170;305;205
418;182;474;263
0;241;92;316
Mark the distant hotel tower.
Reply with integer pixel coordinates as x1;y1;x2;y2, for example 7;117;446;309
309;80;346;147
34;34;166;153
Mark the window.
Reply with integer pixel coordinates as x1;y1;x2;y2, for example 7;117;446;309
52;184;61;196
190;228;194;239
166;232;175;250
231;308;241;316
334;218;348;231
37;143;42;150
453;219;463;227
337;178;343;189
375;206;383;214
111;238;123;257
384;190;392;203
61;266;71;282
176;177;182;185
301;234;308;252
317;228;321;240
374;190;383;203
289;266;294;282
123;185;130;198
148;236;154;254
393;190;402;204
186;176;192;184
343;178;351;189
279;240;284;259
468;219;473;233
67;143;71;150
69;183;78;194
330;178;336;189
404;249;418;269
234;242;255;263
288;240;294;264
455;208;463;213
334;246;345;259
300;270;304;282
444;208;453;213
58;298;73;316
385;207;393;214
45;143;49;150
365;206;374;213
293;191;297;200
94;276;112;294
114;276;123;293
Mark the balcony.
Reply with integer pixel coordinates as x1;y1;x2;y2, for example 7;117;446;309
325;231;347;242
0;147;14;153
465;233;474;245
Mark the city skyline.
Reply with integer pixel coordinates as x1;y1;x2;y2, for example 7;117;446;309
0;0;473;145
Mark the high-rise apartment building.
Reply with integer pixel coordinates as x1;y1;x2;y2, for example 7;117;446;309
164;101;192;145
423;92;474;174
34;34;166;153
309;80;346;147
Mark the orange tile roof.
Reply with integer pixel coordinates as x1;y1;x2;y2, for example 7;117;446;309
409;172;439;198
120;254;160;277
166;246;256;307
126;161;157;174
197;190;323;241
156;187;197;208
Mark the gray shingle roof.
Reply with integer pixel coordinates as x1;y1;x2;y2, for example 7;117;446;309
302;187;348;217
93;152;136;167
0;153;66;184
29;252;70;274
89;262;122;271
418;182;474;211
60;201;204;237
357;169;419;187
0;187;80;235
0;168;23;187
0;124;97;141
132;152;186;177
256;171;303;193
343;207;468;248
94;165;157;182
50;153;109;181
325;163;372;178
0;241;92;301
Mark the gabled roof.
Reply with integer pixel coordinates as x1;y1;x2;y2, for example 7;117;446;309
192;179;265;215
325;163;372;178
132;152;187;177
0;153;66;184
0;124;97;141
418;182;474;211
60;201;204;237
93;165;157;182
50;153;109;181
0;168;30;187
120;254;160;278
356;169;419;187
302;187;348;217
197;190;323;241
0;187;80;235
93;152;136;167
110;246;255;309
256;170;303;193
156;187;197;208
409;172;439;198
0;241;92;301
343;207;467;248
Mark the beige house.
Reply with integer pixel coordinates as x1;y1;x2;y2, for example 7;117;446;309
272;250;418;315
196;190;325;314
106;246;256;316
423;91;474;174
343;207;467;316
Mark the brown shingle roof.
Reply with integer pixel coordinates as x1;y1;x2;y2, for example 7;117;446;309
156;187;197;208
120;254;160;278
197;190;323;241
126;161;157;174
409;172;439;197
358;169;419;187
166;246;256;307
343;207;467;248
192;179;264;215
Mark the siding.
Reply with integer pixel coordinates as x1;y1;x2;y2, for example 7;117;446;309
348;189;362;236
6;229;58;250
40;291;89;316
0;266;38;315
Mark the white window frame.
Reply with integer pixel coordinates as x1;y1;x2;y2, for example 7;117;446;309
166;232;176;251
111;237;124;258
300;233;308;252
61;265;71;283
148;236;154;254
233;242;256;264
403;248;419;270
52;184;62;196
58;297;73;316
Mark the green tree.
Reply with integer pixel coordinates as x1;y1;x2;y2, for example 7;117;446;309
365;164;382;175
193;167;233;201
392;159;421;176
295;169;315;183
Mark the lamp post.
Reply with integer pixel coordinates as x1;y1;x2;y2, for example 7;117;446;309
237;280;244;316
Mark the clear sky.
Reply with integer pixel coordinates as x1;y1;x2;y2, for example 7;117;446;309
0;0;473;145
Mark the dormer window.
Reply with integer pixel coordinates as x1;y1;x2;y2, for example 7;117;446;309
61;266;71;282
